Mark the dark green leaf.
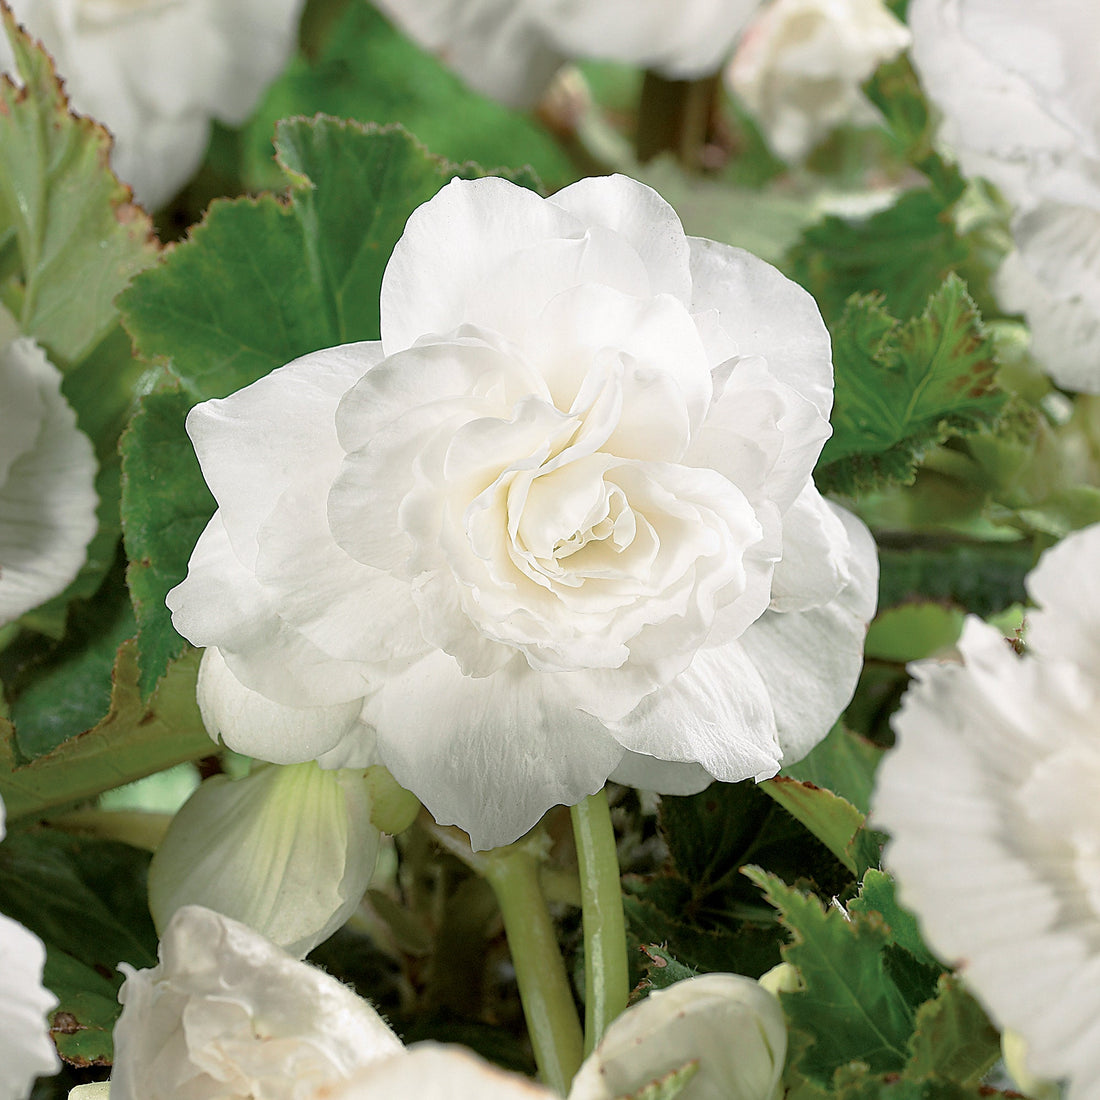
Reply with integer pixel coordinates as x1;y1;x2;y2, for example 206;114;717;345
635;943;697;995
904;974;1000;1085
817;275;1004;494
781;723;884;815
746;869;914;1084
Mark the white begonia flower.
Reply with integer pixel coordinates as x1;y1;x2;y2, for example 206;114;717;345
0;796;62;1100
147;762;380;959
167;173;878;851
726;0;911;162
110;905;404;1100
872;522;1100;1100
0;0;305;210
371;0;760;109
907;0;1100;393
0;335;98;629
569;973;787;1100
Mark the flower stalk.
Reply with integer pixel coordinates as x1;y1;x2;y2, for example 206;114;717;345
570;789;629;1054
482;841;585;1095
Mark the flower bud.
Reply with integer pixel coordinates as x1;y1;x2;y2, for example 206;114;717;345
148;762;379;958
365;765;421;835
568;973;787;1100
1002;1030;1061;1100
757;962;801;997
68;1085;110;1099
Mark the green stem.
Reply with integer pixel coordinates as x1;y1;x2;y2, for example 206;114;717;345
570;789;629;1054
483;844;584;1095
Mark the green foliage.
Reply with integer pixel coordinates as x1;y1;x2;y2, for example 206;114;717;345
864;603;966;663
0;829;157;1065
816;275;1005;494
760;778;882;877
617;1061;700;1100
624;780;851;979
0;645;210;820
240;2;574;193
747;870;915;1084
905;975;1000;1085
0;10;159;633
635;943;697;995
848;871;940;972
781;723;885;816
787;191;968;327
119;117;541;695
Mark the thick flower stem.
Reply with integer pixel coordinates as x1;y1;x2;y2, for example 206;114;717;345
483;845;584;1095
570;789;629;1054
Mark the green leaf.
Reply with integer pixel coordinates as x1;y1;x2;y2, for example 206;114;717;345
904;974;1000;1086
849;871;941;973
0;644;211;819
3;559;136;758
239;2;574;194
781;723;884;815
817;275;1005;494
0;9;159;624
635;943;697;994
864;602;966;664
787;190;968;328
625;781;852;979
830;1064;1013;1100
761;778;877;877
0;829;158;1065
119;117;538;695
119;381;215;697
745;869;914;1084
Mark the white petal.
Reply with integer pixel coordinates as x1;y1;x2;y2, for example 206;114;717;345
0;338;98;629
608;750;714;795
148;763;380;958
372;0;563;108
686;237;833;420
186;343;380;571
196;646;373;766
1025;522;1100;674
169;517;372;708
368;651;624;850
609;643;782;783
769;485;850;613
380;177;585;353
741;503;878;763
327;1043;553;1099
549;175;694;303
111;906;403;1100
0;912;60;1099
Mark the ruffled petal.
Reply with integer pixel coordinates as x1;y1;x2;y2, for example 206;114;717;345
367;651;624;850
741;503;878;763
0;338;98;629
686;237;833;419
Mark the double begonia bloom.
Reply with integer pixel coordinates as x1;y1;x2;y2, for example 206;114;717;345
371;0;760;109
907;0;1100;394
727;0;911;163
168;173;878;850
0;333;98;629
873;523;1100;1100
0;0;305;209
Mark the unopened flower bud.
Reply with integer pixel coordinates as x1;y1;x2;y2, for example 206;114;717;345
148;762;379;958
569;973;787;1100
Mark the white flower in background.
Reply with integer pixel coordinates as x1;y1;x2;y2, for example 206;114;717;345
727;0;911;162
907;0;1100;394
0;0;305;209
0;333;98;629
110;905;404;1100
872;522;1100;1100
0;796;61;1100
570;973;787;1100
168;172;878;850
371;0;761;109
147;762;380;958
